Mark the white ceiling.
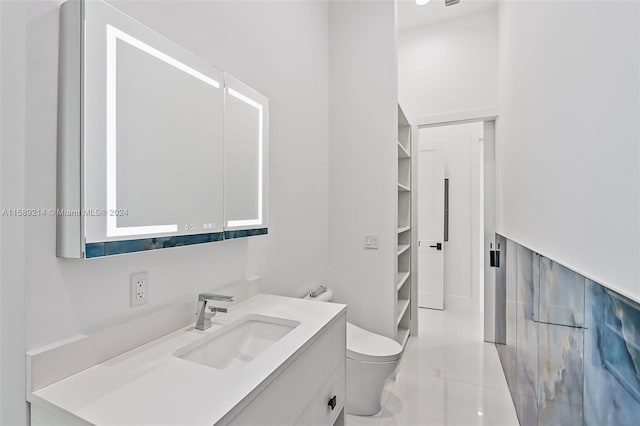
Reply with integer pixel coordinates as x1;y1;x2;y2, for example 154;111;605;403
397;0;498;32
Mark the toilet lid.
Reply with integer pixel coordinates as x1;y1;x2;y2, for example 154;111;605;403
346;322;403;362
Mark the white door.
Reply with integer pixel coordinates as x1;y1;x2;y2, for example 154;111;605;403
418;147;445;310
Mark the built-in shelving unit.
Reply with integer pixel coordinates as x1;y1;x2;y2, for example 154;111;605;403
397;271;410;290
397;244;410;256
396;299;410;326
397;327;410;349
395;105;418;349
397;142;410;159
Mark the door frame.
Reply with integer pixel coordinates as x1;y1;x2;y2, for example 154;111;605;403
415;109;499;343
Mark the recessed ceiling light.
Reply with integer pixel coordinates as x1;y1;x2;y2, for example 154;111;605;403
416;0;430;5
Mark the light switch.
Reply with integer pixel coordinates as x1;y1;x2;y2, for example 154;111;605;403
365;234;379;249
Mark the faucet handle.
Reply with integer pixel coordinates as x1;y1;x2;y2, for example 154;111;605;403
195;294;233;331
198;293;234;302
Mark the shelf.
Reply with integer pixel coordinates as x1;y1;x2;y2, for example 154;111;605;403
396;271;410;291
398;105;410;127
397;183;410;192
397;226;410;234
397;244;410;256
397;142;410;159
397;328;410;348
397;299;410;325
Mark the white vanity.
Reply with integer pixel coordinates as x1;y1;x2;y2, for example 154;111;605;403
27;294;346;425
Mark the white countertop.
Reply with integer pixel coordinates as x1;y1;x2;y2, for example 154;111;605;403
29;294;346;425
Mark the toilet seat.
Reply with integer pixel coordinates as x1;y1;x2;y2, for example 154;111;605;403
346;322;402;363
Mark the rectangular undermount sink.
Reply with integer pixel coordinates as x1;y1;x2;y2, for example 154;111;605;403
175;314;300;370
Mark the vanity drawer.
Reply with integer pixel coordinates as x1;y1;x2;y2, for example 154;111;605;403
297;357;346;426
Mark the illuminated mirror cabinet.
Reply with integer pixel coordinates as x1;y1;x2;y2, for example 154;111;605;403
57;0;269;258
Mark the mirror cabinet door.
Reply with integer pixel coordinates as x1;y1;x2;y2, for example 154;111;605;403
223;75;269;238
78;1;225;257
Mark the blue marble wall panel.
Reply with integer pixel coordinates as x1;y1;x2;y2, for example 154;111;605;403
496;236;518;405
497;234;640;426
539;257;585;327
516;245;539;426
496;234;508;346
584;280;640;426
505;239;518;397
537;398;581;426
517;394;539;426
538;322;583;426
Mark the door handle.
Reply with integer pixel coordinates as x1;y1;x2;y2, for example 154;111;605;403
328;395;337;410
429;243;442;250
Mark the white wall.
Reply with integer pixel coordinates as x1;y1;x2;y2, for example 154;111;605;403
1;1;330;423
328;0;398;338
497;0;640;300
419;122;483;311
108;0;330;299
1;2;28;423
398;7;498;121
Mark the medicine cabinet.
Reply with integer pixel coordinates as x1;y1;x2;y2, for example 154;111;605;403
57;0;269;258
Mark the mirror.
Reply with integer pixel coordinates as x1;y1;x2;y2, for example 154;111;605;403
82;0;225;257
107;26;224;239
57;1;268;258
223;75;269;237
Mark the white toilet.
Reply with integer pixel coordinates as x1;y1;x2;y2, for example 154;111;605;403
304;287;403;416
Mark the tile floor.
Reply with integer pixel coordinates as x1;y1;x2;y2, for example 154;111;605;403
346;308;519;426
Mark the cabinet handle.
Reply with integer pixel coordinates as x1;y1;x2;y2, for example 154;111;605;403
328;395;337;411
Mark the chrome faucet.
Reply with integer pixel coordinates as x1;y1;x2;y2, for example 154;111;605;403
195;293;234;331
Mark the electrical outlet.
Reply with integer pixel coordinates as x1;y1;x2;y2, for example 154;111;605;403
130;271;149;307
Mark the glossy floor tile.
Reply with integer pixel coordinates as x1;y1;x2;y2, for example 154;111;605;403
347;309;519;426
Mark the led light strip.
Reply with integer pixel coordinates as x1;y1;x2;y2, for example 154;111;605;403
226;87;263;228
105;24;220;237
